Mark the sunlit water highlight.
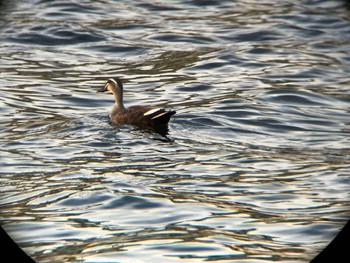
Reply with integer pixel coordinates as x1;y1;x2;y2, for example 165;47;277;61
1;0;350;262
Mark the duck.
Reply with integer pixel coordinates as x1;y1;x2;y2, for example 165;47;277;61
97;78;176;132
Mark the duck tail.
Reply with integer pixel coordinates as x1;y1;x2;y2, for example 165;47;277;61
151;110;176;125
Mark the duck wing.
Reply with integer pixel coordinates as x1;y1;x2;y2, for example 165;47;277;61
111;106;176;127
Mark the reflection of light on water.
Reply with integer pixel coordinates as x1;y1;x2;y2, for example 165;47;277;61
1;0;350;262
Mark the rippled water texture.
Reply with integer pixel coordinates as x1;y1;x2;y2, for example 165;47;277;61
1;0;350;262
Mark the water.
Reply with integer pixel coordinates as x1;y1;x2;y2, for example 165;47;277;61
1;0;350;262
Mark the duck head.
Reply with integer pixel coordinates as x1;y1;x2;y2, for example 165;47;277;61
97;77;126;111
97;78;123;93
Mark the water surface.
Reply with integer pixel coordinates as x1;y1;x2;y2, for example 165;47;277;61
1;0;350;262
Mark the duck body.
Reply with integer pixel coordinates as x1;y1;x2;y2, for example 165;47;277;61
110;105;176;128
98;78;176;131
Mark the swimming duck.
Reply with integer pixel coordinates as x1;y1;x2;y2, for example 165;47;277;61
97;78;176;131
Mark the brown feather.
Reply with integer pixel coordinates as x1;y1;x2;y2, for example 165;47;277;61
99;78;176;132
110;106;176;128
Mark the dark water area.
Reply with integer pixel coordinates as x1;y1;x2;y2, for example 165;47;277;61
1;0;350;262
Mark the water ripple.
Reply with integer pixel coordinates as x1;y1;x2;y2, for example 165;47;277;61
1;0;350;262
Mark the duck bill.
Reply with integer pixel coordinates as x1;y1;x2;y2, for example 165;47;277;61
97;85;108;93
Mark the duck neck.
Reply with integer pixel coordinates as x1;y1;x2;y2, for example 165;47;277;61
110;86;125;116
